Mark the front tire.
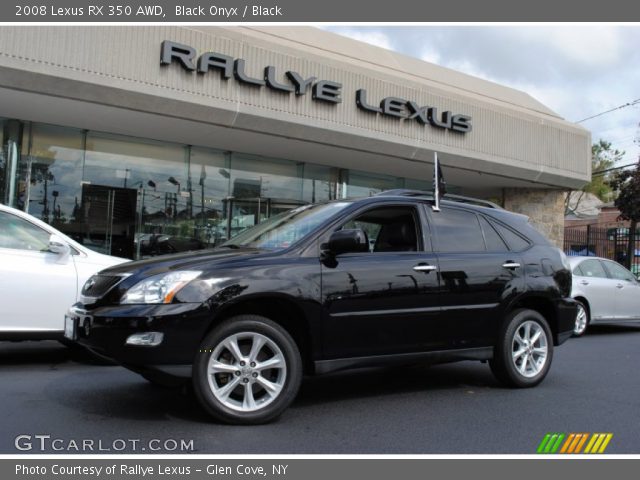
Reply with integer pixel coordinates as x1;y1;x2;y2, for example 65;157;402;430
193;315;302;424
489;309;553;388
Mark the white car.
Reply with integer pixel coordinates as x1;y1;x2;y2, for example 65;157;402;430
0;203;128;341
569;255;640;336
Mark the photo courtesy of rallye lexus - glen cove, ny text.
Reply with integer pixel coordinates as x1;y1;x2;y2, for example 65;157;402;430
0;26;590;426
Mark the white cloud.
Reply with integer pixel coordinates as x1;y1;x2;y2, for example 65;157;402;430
514;26;624;66
443;59;494;82
420;47;441;65
327;28;393;51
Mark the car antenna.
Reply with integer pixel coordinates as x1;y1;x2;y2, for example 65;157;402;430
432;151;447;212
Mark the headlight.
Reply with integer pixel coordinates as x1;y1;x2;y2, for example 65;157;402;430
120;271;202;304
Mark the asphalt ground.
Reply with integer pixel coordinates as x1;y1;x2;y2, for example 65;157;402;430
1;323;639;454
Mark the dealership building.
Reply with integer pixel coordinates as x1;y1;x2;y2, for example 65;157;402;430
0;26;590;258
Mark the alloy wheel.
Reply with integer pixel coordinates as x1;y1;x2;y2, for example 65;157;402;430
511;320;548;378
206;332;287;412
574;303;588;336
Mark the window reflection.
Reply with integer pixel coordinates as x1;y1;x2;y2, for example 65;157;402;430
20;124;83;229
9;121;434;260
189;148;229;247
346;169;403;198
0;119;5;202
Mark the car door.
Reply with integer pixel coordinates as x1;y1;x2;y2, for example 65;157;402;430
429;208;526;349
601;260;640;320
574;258;618;321
320;203;442;359
0;210;78;334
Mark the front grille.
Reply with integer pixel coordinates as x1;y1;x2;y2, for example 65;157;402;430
81;274;125;298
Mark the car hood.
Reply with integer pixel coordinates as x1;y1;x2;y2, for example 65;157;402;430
83;251;130;268
99;247;268;279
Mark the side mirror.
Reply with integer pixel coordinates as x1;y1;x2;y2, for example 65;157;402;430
324;229;369;256
49;234;70;256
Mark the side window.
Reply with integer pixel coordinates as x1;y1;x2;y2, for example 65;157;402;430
603;261;636;282
0;211;50;252
573;265;584;276
432;208;485;253
341;206;421;253
479;216;508;252
578;259;608;279
489;220;531;251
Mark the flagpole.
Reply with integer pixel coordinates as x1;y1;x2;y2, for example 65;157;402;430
200;164;206;235
433;152;440;212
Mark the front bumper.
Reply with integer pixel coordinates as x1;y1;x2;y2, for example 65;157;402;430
555;297;578;345
66;302;212;367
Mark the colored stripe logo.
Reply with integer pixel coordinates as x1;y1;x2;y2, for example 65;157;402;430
537;433;613;454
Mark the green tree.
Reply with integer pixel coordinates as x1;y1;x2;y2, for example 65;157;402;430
588;140;624;200
608;160;640;270
566;139;624;214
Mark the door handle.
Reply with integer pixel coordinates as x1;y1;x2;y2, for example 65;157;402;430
502;262;521;269
413;264;437;273
616;284;624;289
580;280;590;286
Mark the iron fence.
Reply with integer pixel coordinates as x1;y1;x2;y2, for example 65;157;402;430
564;225;640;275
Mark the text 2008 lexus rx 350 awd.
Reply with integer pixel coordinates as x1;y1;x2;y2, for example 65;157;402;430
66;190;577;424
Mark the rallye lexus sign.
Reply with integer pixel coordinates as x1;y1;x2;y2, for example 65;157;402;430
161;41;472;133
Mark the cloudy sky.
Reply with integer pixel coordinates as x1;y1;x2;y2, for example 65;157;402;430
326;26;640;166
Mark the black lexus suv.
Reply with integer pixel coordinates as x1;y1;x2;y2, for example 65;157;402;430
67;190;577;424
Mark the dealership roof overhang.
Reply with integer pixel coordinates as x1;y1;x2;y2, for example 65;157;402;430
0;26;591;194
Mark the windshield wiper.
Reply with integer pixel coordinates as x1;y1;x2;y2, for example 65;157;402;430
218;244;240;249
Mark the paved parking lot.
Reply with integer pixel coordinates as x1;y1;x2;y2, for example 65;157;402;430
1;324;639;454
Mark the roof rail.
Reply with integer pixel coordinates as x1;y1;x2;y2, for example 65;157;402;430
375;189;502;209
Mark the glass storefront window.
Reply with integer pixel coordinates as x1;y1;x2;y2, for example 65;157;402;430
0;119;441;260
346;169;403;198
301;163;338;204
0;118;6;203
404;178;431;191
84;133;189;258
230;154;302;200
189;147;230;247
20;123;84;229
227;154;304;238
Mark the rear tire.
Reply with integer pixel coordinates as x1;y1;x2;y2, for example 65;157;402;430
572;300;589;337
489;309;553;388
193;315;302;425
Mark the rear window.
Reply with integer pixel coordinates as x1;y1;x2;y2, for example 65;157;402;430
578;259;607;279
490;219;531;251
479;216;508;252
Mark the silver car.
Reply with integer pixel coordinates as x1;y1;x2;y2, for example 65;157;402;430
569;256;640;336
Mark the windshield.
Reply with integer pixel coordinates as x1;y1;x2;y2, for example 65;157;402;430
223;202;351;251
